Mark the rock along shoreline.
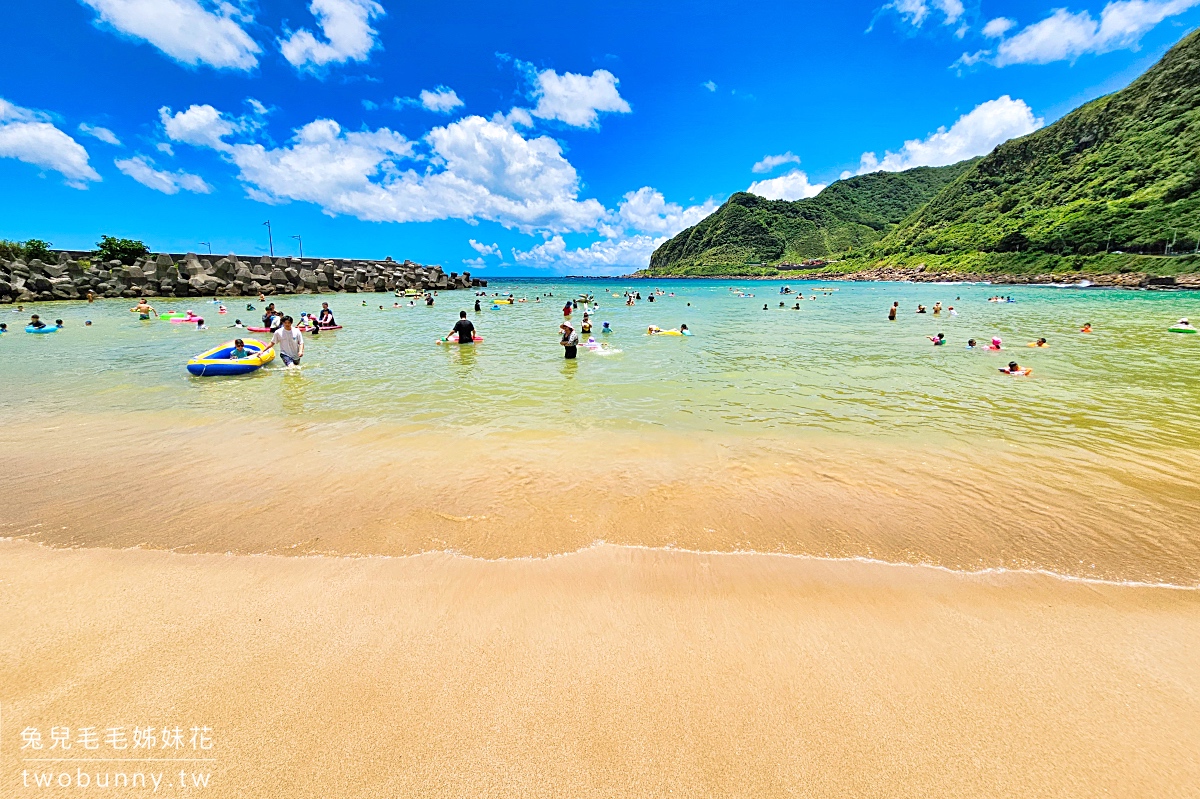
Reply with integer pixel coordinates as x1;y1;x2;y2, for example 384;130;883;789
629;265;1200;289
0;251;487;304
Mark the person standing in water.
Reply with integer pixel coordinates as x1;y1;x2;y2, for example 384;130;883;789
130;299;157;320
449;311;477;343
261;316;304;366
560;321;579;359
888;302;898;321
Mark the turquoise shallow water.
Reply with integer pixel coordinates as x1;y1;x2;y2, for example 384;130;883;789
4;278;1200;584
2;278;1198;452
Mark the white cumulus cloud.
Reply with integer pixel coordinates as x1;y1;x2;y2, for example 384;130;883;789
982;17;1016;37
159;104;240;152
115;154;211;194
886;0;965;27
80;0;260;70
419;87;464;113
78;123;121;146
164;105;607;234
703;80;718;92
751;151;802;173
990;0;1200;66
511;233;664;273
527;67;631;128
857;96;1043;173
747;169;826;201
608;187;717;237
512;188;717;272
469;239;500;256
280;0;384;72
0;98;100;188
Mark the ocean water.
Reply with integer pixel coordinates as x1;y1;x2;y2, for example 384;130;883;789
3;278;1200;584
2;278;1198;449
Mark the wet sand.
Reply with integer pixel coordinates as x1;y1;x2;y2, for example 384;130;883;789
4;413;1200;584
2;538;1198;798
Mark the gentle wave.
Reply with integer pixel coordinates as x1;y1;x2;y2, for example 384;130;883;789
6;535;1195;591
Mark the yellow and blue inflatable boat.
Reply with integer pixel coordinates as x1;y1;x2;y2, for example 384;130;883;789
187;339;274;376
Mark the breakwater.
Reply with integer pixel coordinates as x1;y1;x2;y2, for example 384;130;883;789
0;251;485;303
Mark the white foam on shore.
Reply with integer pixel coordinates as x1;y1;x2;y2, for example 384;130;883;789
3;535;1196;591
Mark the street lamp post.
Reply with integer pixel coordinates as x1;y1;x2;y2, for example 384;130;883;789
292;234;303;259
263;220;274;258
199;241;212;255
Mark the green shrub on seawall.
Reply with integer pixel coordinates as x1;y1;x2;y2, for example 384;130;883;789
95;235;150;265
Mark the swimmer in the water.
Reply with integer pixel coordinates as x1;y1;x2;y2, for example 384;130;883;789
928;333;946;345
999;361;1032;376
1080;323;1092;333
130;299;157;319
987;337;1003;350
1029;338;1049;347
966;339;977;349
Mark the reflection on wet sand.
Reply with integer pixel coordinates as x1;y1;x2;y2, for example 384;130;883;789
4;413;1198;585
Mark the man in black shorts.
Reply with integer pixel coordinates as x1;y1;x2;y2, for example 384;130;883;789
449;310;476;343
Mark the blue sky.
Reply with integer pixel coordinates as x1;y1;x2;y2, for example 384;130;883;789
1;0;1197;274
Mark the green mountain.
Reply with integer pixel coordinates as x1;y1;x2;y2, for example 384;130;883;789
648;162;973;274
882;27;1200;257
649;27;1200;276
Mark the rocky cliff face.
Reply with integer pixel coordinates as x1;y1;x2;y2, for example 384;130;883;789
0;252;484;304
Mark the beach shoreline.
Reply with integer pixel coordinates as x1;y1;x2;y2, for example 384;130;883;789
3;412;1199;585
3;537;1198;798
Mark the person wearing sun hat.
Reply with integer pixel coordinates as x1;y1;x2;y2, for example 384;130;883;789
559;321;579;359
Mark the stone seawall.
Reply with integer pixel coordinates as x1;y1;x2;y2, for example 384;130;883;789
0;252;486;304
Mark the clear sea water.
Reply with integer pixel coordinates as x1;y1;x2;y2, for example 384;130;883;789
3;278;1197;452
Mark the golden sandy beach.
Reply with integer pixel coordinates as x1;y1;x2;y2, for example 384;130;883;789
4;414;1200;583
3;406;1199;797
2;538;1198;798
